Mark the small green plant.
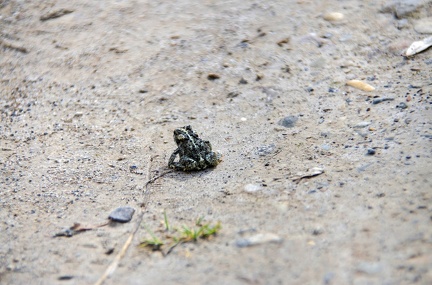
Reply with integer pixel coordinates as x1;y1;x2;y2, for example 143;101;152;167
139;225;164;251
163;210;170;231
139;212;221;255
179;218;221;242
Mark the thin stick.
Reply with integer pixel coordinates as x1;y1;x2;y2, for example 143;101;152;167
94;157;171;285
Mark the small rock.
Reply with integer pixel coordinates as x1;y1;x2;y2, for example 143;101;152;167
414;17;432;34
372;97;394;104
40;8;74;21
381;0;427;19
256;144;276;156
353;121;371;128
207;73;220;80
239;78;248;84
109;206;135;223
278;115;298;128
244;184;262;193
346;80;375;92
367;148;376;155
58;275;74;281
405;36;432;56
323;12;344;22
321;144;331;151
291;167;324;182
227;91;240;98
396;102;408;109
236;233;283;248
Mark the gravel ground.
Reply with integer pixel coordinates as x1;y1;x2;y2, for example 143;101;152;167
1;0;431;284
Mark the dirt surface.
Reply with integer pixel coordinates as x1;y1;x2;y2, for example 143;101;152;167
1;0;432;284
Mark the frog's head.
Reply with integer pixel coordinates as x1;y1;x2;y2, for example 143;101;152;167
173;125;193;144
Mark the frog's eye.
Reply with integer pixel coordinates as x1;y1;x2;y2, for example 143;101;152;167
177;134;187;140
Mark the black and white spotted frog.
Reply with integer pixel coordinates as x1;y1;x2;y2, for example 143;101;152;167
168;125;220;171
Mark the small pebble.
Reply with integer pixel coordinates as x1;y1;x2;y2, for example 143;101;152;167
381;0;427;19
367;148;376;155
108;206;135;223
321;144;331;151
405;36;432;56
396;102;408;109
278;116;298;128
207;73;220;80
244;184;262;193
346;80;375;92
236;233;283;248
372;97;394;104
256;144;276;156
227;91;240;98
239;78;248;84
353;121;371;128
58;275;74;281
323;12;344;22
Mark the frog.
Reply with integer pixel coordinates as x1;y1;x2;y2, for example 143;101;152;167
168;125;220;171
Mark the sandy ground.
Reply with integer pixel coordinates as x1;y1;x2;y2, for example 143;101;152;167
1;0;432;284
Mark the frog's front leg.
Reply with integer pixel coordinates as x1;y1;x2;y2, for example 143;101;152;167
168;148;180;169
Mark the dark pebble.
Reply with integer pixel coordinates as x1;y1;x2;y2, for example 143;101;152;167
396;102;408;109
207;73;220;80
109;206;135;223
328;87;337;93
58;275;74;281
227;91;240;98
408;84;421;89
372;98;394;104
278;115;298;128
239;78;248;84
367;148;376;155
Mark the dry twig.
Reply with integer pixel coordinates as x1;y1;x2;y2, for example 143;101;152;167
94;158;172;285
